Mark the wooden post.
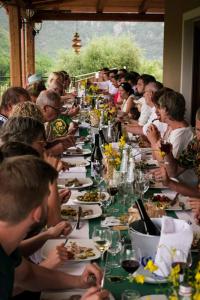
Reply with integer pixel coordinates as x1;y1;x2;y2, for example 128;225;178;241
25;21;35;80
21;20;26;88
8;5;22;86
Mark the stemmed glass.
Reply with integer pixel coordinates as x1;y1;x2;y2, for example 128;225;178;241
171;249;192;281
107;230;122;268
134;170;149;201
107;179;119;213
120;244;141;275
92;227;112;266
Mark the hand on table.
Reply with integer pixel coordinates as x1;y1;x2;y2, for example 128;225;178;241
62;135;76;149
79;263;103;289
59;188;71;204
43;152;69;172
47;221;72;238
41;243;73;269
151;165;170;186
187;197;200;223
81;287;109;300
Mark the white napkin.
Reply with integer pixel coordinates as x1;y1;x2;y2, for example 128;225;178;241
101;216;120;227
154;216;193;277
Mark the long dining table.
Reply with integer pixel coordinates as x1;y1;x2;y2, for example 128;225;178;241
42;126;199;300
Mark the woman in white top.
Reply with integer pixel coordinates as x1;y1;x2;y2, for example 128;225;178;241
118;82;135;114
147;90;193;159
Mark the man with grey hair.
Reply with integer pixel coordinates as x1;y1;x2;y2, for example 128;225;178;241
36;90;75;155
125;81;166;135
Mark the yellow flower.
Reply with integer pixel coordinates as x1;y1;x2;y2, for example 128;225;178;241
144;260;158;273
160;150;166;158
119;136;126;150
133;274;145;284
169;295;179;300
168;264;180;287
193;292;200;300
195;272;200;283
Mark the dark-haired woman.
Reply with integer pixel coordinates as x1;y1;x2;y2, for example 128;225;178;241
119;82;135;114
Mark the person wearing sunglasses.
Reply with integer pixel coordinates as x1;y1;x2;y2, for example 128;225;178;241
36;90;76;156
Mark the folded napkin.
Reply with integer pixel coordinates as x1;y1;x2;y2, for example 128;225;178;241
101;216;121;227
154;216;193;277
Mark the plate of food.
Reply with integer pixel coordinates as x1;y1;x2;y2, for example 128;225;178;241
61;157;90;168
58;178;93;189
73;191;110;204
61;204;102;220
41;239;101;261
136;159;159;170
151;194;191;211
41;289;115;300
63;147;91;156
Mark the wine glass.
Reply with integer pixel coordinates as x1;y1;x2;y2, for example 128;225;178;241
107;230;122;268
134;170;149;201
171;249;192;281
107;179;119;213
120;244;141;275
92;227;111;265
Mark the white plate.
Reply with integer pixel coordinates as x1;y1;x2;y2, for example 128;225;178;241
41;239;101;262
61;204;102;220
63;148;91;156
41;289;115;300
73;191;110;204
58;178;93;190
61;157;90;168
134;266;167;284
165;195;191;211
140;295;167;300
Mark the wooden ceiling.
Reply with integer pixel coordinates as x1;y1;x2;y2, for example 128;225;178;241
2;0;165;22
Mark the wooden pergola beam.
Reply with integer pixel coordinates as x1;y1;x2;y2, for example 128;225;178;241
33;12;164;22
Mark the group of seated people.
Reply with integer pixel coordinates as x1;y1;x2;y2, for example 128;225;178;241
95;67;200;220
0;66;200;300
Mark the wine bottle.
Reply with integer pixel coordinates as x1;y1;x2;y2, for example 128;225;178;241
135;199;160;236
99;129;108;145
91;133;103;177
116;121;122;142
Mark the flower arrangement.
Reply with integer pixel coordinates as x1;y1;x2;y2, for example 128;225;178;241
103;143;121;170
128;259;200;300
102;136;126;180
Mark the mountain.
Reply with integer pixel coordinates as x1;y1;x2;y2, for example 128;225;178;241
0;10;163;61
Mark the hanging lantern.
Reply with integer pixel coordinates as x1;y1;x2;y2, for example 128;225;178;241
72;32;82;54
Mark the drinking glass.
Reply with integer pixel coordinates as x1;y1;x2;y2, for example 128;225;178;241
121;290;141;300
92;227;111;264
134;170;149;201
107;179;119;213
107;230;122;268
120;244;141;274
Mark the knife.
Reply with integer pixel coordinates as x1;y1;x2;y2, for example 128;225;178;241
101;251;108;289
170;193;179;207
76;206;82;230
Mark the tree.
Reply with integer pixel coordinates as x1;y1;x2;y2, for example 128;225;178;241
35;53;53;76
55;36;142;76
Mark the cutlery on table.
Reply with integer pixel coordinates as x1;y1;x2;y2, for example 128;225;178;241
170;193;179;207
101;251;108;289
76;206;82;230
